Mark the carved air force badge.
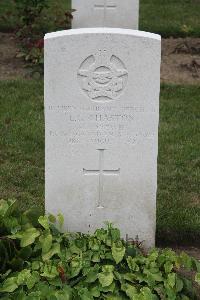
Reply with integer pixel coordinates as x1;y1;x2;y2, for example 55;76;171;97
78;50;128;102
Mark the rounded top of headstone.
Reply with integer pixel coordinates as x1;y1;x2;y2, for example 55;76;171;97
45;28;161;41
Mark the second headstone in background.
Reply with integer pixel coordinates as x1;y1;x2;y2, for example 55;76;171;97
72;0;139;29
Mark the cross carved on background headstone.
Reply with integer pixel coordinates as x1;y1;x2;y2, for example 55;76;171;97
94;0;117;25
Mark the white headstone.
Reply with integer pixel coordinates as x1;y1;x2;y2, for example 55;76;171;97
72;0;139;29
45;28;161;248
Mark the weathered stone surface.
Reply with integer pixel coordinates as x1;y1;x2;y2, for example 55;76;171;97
45;28;161;248
72;0;139;29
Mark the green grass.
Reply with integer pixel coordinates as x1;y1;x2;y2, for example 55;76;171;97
140;0;200;37
157;84;200;245
0;81;200;246
0;0;17;32
1;0;200;37
0;80;44;211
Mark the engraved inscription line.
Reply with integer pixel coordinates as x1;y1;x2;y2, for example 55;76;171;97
83;149;120;209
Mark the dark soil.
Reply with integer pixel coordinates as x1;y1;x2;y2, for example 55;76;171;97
173;247;200;260
1;33;200;84
0;32;26;80
161;37;200;85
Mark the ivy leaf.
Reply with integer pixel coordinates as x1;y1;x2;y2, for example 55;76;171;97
57;213;64;228
69;241;82;254
100;282;116;293
41;264;59;279
98;272;114;287
148;270;163;283
0;199;16;218
78;287;94;300
91;252;101;263
32;261;42;271
38;216;49;230
164;261;173;273
195;273;200;285
19;246;32;260
180;252;192;270
140;287;156;300
4;216;20;234
20;228;40;247
55;286;72;299
175;276;183;292
126;246;137;258
89;238;101;251
26;271;40;289
48;214;56;223
90;285;101;298
41;232;53;254
16;269;31;285
112;241;125;264
0;269;12;280
25;207;43;227
95;228;107;242
70;256;82;278
193;258;200;272
110;227;120;242
123;272;136;283
42;243;60;261
148;249;159;262
0;277;18;293
98;265;114;287
165;287;177;299
167;273;176;288
85;266;99;283
122;283;138;298
102;265;114;273
127;257;140;272
0;199;9;217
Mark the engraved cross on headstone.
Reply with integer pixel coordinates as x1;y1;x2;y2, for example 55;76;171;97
94;0;117;26
83;149;120;209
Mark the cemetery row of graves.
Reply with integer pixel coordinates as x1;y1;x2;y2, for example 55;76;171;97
0;0;200;299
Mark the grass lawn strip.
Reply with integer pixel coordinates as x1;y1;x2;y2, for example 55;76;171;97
140;0;200;37
0;80;44;211
157;84;200;245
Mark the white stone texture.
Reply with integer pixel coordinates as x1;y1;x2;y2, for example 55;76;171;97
45;28;161;248
72;0;139;29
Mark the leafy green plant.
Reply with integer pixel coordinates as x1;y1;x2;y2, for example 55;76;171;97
16;38;44;77
12;0;47;75
14;0;49;27
13;0;72;76
0;199;200;299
